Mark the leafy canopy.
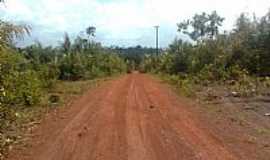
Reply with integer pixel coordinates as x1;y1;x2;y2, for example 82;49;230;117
177;11;224;41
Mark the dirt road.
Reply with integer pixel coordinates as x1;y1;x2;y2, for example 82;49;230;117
10;73;238;160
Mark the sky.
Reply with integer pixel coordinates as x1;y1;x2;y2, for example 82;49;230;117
0;0;270;47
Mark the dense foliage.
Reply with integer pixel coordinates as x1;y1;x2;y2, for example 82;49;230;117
0;17;126;156
141;11;270;80
1;30;127;107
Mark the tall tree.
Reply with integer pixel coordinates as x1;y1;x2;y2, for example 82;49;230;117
86;26;96;39
0;20;30;51
62;32;71;54
177;11;224;41
207;11;225;39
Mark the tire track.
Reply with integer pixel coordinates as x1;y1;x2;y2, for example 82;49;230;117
9;74;238;160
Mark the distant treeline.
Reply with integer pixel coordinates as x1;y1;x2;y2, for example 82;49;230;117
110;46;156;70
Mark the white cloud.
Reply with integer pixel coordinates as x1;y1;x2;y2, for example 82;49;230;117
1;0;270;47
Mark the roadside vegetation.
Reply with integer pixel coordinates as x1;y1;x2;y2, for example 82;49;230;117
1;0;270;158
140;11;270;98
0;4;126;158
139;11;270;158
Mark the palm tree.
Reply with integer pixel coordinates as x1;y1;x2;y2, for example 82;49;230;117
0;20;30;51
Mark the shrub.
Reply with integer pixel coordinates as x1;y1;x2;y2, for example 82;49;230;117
227;65;249;81
36;64;59;88
0;51;42;106
2;70;42;106
228;69;256;97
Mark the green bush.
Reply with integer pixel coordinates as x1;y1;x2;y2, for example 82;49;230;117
2;70;42;106
36;64;59;88
0;51;42;106
161;74;195;97
228;68;256;97
227;65;249;81
179;78;195;97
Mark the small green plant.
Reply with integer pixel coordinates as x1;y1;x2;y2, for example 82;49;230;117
228;67;256;97
160;74;195;97
178;78;195;97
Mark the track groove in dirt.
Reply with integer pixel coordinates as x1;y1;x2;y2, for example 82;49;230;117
10;73;238;160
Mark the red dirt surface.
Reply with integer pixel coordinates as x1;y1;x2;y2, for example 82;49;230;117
9;73;239;160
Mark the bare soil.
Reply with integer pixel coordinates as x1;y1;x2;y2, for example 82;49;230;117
8;73;268;160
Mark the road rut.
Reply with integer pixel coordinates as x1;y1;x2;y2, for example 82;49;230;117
10;73;237;160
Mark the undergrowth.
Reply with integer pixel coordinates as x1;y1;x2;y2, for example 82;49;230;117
0;78;104;159
158;67;270;99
